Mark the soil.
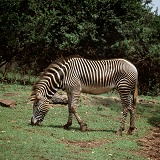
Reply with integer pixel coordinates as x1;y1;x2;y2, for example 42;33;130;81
61;138;110;149
138;127;160;160
61;127;160;159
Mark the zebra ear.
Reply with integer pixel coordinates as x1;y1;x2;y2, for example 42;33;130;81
30;93;41;101
30;97;35;101
35;93;41;100
30;91;36;101
30;94;36;101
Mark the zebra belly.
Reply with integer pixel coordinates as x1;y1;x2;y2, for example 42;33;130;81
81;84;115;95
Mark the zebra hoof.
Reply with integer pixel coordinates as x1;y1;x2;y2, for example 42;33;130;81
63;124;70;130
127;127;135;135
63;122;72;130
80;124;87;132
127;130;133;135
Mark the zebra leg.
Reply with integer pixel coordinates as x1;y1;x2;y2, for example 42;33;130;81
116;107;128;136
116;88;131;136
63;106;73;129
64;93;73;129
117;91;135;135
71;90;87;131
127;107;136;135
126;95;136;135
71;106;87;132
65;89;87;131
72;92;87;131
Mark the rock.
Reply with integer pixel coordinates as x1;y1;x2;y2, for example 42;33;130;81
50;92;68;104
0;98;17;108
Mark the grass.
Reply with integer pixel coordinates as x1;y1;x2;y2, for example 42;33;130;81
0;70;37;85
0;84;159;160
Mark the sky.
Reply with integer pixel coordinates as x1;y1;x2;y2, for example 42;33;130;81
150;0;160;15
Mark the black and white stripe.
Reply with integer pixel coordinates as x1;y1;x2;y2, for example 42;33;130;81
31;56;138;135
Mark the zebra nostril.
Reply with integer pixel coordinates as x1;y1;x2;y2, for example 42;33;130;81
31;117;34;125
31;117;38;125
31;117;41;126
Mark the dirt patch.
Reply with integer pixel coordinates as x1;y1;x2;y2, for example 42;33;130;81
138;127;160;160
61;138;109;149
3;93;20;97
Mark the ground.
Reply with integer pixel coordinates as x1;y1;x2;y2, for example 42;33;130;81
0;88;160;160
61;126;160;159
56;92;160;160
138;127;160;160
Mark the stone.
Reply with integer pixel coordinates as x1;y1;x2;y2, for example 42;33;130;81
50;92;68;104
0;98;17;108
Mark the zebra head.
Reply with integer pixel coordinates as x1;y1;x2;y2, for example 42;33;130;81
30;93;52;125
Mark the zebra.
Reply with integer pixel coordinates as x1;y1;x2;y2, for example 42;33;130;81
30;56;138;135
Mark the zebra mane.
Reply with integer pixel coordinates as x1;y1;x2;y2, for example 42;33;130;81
30;55;82;101
39;55;82;78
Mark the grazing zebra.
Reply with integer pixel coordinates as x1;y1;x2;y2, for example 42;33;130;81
31;56;138;135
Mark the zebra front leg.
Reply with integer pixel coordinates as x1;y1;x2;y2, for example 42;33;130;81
65;88;87;131
63;107;73;130
71;86;87;131
72;106;87;132
64;92;73;130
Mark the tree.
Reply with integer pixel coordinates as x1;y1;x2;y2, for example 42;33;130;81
0;0;159;94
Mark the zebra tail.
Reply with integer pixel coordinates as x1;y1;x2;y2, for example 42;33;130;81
133;81;138;109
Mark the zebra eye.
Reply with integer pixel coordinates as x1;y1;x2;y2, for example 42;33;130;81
34;102;39;107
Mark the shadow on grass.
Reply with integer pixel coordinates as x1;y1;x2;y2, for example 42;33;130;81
137;102;160;127
88;128;117;133
148;116;160;127
85;94;160;129
48;125;117;133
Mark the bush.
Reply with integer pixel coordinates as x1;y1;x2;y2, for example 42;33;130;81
0;0;160;95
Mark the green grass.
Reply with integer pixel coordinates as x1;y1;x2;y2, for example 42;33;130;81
0;71;37;85
0;84;159;160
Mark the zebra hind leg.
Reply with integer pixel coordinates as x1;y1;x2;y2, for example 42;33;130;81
116;107;128;136
127;107;136;135
116;90;135;135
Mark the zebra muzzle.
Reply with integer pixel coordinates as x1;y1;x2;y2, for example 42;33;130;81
31;117;41;125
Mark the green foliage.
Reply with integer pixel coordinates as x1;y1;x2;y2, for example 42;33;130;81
0;0;160;94
0;62;36;85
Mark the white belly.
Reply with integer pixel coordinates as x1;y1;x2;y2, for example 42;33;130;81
81;84;115;94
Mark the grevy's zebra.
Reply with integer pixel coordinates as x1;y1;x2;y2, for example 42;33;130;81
31;56;138;135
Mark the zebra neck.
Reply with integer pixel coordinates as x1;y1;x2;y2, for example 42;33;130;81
38;88;58;100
